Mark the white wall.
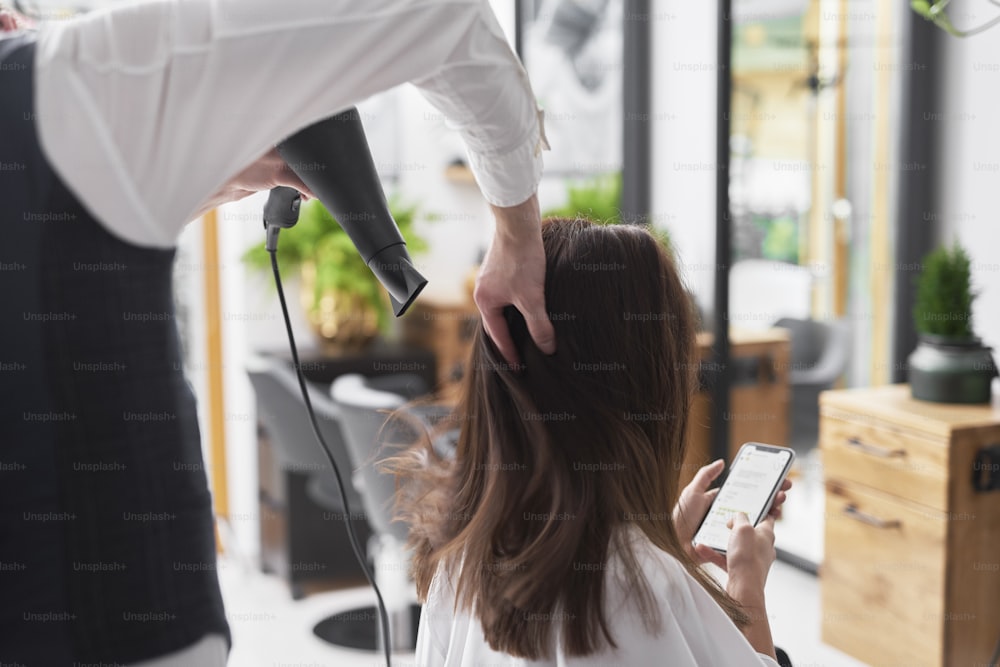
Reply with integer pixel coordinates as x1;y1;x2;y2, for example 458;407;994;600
649;4;720;314
936;3;1000;352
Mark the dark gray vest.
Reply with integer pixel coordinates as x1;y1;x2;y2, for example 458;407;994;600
0;33;231;663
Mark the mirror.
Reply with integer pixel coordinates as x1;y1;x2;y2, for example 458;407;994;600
516;0;650;223
725;0;853;570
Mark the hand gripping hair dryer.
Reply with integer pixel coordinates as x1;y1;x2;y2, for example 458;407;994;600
266;108;427;316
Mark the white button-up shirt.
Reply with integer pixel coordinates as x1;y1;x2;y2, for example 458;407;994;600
32;0;545;248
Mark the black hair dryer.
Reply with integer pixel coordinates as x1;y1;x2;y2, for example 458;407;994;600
265;108;427;316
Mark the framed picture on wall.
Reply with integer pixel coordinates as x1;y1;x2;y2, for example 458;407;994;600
517;0;624;177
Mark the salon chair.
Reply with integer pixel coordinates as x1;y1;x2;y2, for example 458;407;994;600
324;372;453;652
774;317;852;454
246;356;372;598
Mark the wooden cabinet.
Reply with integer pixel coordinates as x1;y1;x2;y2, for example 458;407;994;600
400;300;479;394
680;329;791;489
820;384;1000;667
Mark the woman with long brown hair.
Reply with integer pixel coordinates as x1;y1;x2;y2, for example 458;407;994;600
391;218;790;666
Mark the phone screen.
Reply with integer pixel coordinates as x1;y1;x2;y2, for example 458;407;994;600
692;444;794;553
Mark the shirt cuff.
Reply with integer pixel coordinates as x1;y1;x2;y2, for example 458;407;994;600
465;108;548;208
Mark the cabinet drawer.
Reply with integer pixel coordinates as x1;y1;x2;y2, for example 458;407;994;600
820;411;949;510
822;479;947;667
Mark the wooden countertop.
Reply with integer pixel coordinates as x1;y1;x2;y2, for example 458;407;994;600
820;383;1000;439
696;328;791;348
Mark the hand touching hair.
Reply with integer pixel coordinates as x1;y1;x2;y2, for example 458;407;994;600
0;4;32;31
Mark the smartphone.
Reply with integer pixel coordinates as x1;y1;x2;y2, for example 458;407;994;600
691;443;795;554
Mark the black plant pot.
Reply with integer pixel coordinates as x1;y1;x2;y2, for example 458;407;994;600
908;335;997;404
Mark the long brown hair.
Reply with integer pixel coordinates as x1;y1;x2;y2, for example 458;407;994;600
388;218;747;659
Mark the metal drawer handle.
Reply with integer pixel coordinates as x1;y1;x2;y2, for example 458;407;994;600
843;504;901;529
845;436;906;458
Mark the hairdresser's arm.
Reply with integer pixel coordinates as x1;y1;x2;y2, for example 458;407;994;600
0;6;31;30
32;0;545;247
475;195;556;363
360;0;556;361
191;148;314;220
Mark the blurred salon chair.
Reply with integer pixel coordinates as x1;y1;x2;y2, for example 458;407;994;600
774;317;852;454
325;373;453;652
246;356;372;598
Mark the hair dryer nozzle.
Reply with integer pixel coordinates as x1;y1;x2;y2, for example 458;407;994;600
369;244;427;316
276;108;428;317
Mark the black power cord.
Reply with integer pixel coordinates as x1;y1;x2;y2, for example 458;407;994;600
269;249;393;667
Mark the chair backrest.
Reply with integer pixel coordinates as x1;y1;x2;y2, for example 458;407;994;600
774;317;852;386
331;374;429;540
775;317;828;367
246;356;363;512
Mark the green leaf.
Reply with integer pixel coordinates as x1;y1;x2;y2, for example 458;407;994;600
543;173;624;223
910;0;933;19
933;12;966;37
909;0;1000;37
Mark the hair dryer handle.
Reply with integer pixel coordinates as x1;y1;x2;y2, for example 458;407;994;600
263;186;302;253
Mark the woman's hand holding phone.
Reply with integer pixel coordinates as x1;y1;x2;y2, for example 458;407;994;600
674;459;726;561
722;512;779;660
723;512;777;591
675;454;790;662
676;459;791;569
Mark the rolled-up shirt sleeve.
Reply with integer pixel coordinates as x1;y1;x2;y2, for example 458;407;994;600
33;0;546;248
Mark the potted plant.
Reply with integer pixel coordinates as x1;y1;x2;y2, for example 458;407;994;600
542;172;672;248
911;0;1000;37
243;196;428;350
908;243;997;403
544;172;624;223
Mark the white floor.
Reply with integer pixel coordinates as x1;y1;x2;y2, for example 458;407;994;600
774;447;826;568
217;548;869;667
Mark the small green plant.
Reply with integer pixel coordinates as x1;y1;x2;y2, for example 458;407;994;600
243;196;427;331
913;243;976;338
543;172;672;250
911;0;1000;37
544;173;624;224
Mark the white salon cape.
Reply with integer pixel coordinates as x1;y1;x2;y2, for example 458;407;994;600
417;532;782;667
32;0;545;248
